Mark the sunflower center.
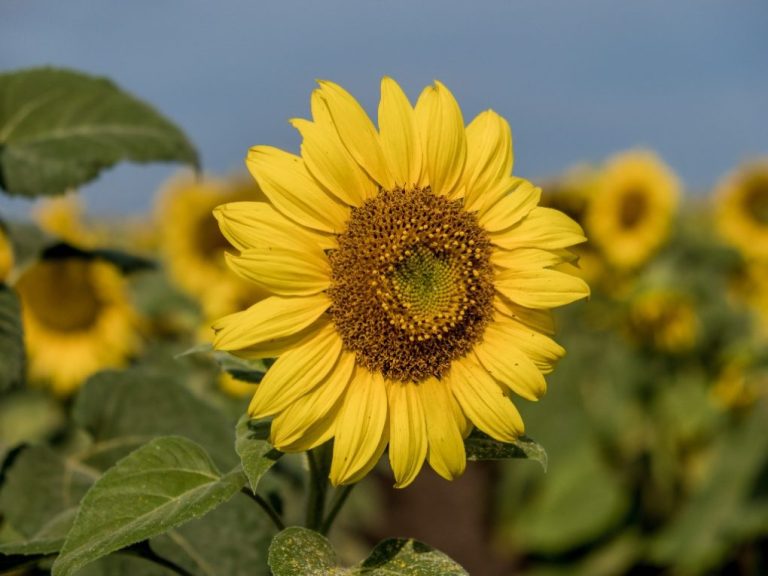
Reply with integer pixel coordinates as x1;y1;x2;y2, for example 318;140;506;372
22;259;102;332
619;188;648;229
328;187;494;383
744;176;768;226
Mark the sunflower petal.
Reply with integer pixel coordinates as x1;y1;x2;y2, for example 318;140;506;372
496;267;591;309
225;247;330;297
246;146;349;233
474;324;547;401
388;381;427;488
493;295;556;336
330;368;389;486
270;350;355;450
292;101;376;207
488;315;565;375
212;294;330;351
214;201;334;253
248;321;343;417
478;179;541;232
464;110;513;210
419;377;466;481
317;80;394;190
378;77;421;187
491;247;568;271
492;207;587;251
450;356;525;443
415;81;466;198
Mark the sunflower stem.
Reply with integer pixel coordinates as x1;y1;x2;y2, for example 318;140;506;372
305;444;332;531
241;487;286;531
320;483;356;536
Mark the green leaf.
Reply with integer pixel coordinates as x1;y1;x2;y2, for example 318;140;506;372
150;493;274;576
0;283;24;391
0;508;77;555
464;429;548;471
73;368;237;471
358;538;469;575
0;445;94;543
267;527;344;575
0;67;199;197
42;242;156;274
267;528;469;576
235;415;282;493
52;436;247;576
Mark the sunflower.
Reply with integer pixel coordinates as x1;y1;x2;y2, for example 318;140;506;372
0;224;13;282
626;289;699;354
586;150;679;270
714;159;768;262
212;78;589;487
15;257;141;396
156;173;267;322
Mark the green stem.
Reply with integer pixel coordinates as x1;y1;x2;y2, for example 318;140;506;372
320;483;356;536
241;487;286;531
125;540;196;576
305;446;331;531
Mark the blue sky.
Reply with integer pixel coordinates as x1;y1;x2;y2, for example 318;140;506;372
1;0;767;216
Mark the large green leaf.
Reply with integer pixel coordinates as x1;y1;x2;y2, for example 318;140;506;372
235;415;282;494
52;436;246;576
464;430;548;471
267;527;468;576
73;368;237;471
0;283;24;391
0;445;94;545
0;67;199;197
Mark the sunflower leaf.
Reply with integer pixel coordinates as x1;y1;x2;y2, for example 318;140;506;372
51;436;247;576
0;284;25;391
464;429;548;471
0;67;199;197
357;538;469;575
235;414;282;494
41;242;156;274
267;527;344;575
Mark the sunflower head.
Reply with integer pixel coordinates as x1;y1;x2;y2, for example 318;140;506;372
715;160;768;262
156;173;268;321
626;289;699;354
212;78;589;487
15;257;141;396
586;150;680;270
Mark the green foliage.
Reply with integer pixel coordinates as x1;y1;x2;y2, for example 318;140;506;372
52;436;246;576
0;284;24;391
0;67;199;197
235;415;282;494
73;368;237;471
42;241;156;274
465;429;548;470
267;527;468;575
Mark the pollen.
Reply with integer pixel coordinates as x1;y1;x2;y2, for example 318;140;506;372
328;187;494;382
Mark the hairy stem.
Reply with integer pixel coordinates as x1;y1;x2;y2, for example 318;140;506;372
241;487;285;531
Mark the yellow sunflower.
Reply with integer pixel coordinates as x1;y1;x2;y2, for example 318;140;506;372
626;289;699;354
35;193;100;248
156;173;267;322
0;224;13;282
586;150;680;270
714;159;768;262
212;78;589;487
15;257;141;396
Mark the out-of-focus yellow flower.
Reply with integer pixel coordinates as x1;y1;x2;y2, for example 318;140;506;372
15;258;142;396
730;261;768;340
714;159;768;262
156;173;267;323
586;150;680;270
35;193;100;248
212;78;589;487
710;356;767;410
0;225;13;282
626;290;699;354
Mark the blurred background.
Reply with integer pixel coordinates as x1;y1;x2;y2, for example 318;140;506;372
2;1;768;575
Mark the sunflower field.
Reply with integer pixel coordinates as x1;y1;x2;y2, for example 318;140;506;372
0;64;767;576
